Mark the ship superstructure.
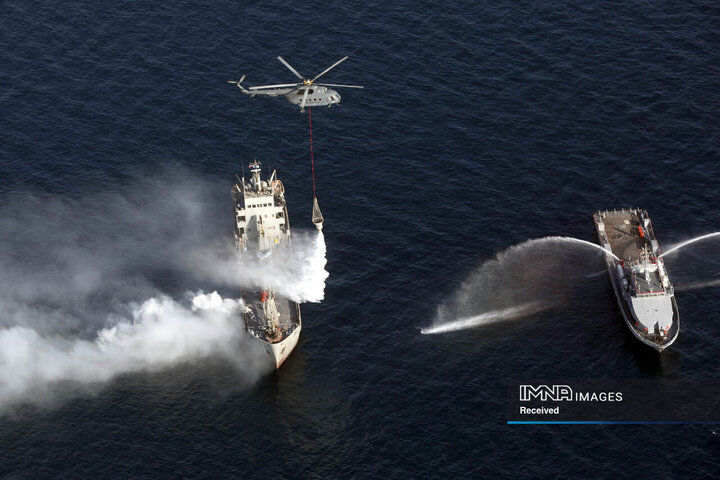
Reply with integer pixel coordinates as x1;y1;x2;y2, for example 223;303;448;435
594;208;679;351
233;160;301;368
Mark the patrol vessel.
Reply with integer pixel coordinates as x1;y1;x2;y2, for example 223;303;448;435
233;161;301;368
593;209;679;351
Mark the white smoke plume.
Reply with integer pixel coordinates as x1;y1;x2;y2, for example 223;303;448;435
0;291;270;410
0;168;321;411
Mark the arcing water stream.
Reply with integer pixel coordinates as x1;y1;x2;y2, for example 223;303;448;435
422;236;615;335
421;302;546;334
659;232;720;258
545;236;620;261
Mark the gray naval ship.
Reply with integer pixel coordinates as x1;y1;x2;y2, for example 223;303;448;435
594;208;679;351
232;160;301;368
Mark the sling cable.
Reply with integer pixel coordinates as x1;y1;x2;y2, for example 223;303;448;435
308;107;324;231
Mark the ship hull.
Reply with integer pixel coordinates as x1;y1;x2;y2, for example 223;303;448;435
243;294;302;370
266;321;301;368
604;259;680;352
594;209;680;352
233;164;303;371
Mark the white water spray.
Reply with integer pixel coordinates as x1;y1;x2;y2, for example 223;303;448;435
676;279;720;292
264;231;328;303
659;232;720;258
421;236;612;335
288;231;329;303
187;230;329;304
546;236;620;261
421;302;547;334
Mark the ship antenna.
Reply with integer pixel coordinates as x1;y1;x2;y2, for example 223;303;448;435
241;156;245;183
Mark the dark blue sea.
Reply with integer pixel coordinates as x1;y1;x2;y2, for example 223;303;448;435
2;0;720;478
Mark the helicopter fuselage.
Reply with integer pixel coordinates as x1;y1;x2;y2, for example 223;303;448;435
244;85;341;111
285;86;341;108
230;55;359;112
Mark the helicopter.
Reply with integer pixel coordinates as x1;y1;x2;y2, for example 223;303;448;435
228;56;363;113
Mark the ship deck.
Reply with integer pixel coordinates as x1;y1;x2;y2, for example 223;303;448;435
243;290;300;344
244;291;299;329
632;269;664;295
597;209;666;295
599;210;646;262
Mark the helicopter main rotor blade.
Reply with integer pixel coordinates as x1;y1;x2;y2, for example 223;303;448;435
277;56;305;80
315;83;364;89
300;87;309;110
248;83;301;90
310;56;349;83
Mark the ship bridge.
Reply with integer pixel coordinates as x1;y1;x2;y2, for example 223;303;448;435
232;161;290;251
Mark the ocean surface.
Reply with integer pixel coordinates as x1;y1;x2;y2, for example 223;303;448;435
2;0;720;478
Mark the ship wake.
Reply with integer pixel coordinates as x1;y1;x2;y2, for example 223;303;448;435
422;236;608;334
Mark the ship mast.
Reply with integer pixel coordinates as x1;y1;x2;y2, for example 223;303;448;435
249;160;263;192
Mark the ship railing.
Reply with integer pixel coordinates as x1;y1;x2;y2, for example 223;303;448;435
636;291;666;298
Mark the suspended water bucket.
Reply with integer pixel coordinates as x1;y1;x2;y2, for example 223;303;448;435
312;196;324;231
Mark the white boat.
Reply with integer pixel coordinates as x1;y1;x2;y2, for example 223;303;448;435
594;208;679;352
233;160;301;368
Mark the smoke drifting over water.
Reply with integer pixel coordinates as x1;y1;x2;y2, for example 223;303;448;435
0;169;326;411
423;236;608;334
0;292;270;409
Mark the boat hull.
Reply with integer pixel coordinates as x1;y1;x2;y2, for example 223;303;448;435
267;322;301;368
594;209;680;352
243;297;302;369
605;260;680;352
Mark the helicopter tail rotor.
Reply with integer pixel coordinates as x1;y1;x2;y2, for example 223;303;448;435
227;75;249;93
